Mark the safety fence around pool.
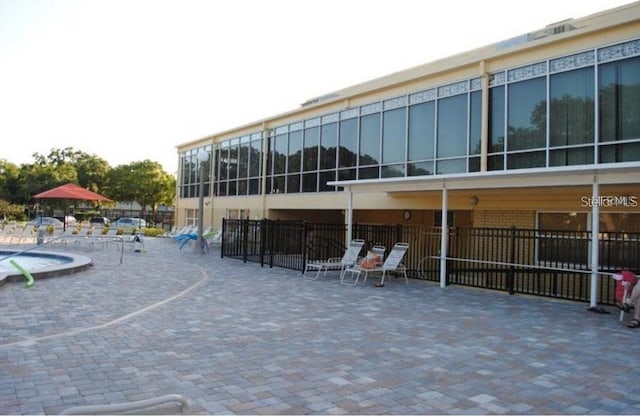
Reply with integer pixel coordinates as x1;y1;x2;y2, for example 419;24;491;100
220;219;640;306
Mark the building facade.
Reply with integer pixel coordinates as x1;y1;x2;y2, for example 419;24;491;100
176;2;640;239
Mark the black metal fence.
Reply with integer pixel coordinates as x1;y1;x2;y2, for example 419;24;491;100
221;219;640;305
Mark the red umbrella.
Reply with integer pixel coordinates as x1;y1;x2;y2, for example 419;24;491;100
33;183;112;202
33;183;112;230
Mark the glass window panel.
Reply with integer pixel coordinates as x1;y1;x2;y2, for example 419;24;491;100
507;77;546;151
358;166;379;179
272;176;285;194
600;213;640;233
338;118;357;168
238;141;249;178
302;172;317;192
382;108;406;163
320;122;337;170
487;154;504;171
338;168;356;181
288;130;302;173
249;139;262;177
381;164;405;178
319;171;336;192
273;134;287;175
489;86;505;152
216;181;227;197
539;212;587;231
359;113;380;165
436;158;466;174
248;178;260;195
228;180;237;196
407;161;433;176
408;101;435;161
437;94;467;158
550;67;594;147
286;174;300;194
550;146;594;166
228;141;239;180
468;156;480;172
469;90;482;155
303;126;319;172
599;142;640;163
238;179;247;195
599;56;640;142
506;151;545;169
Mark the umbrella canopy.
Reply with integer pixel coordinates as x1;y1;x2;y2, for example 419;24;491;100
33;183;112;202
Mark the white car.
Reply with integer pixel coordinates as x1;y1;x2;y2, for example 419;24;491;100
114;217;146;228
27;217;64;227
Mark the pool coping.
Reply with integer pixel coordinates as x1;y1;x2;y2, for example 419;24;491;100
0;250;93;286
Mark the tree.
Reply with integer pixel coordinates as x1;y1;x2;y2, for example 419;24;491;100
107;160;175;222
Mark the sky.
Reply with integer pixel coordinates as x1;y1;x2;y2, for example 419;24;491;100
0;0;634;174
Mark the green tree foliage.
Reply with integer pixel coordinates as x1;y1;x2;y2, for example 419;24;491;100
0;148;175;218
106;160;175;219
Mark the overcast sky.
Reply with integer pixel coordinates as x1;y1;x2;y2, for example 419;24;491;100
0;0;633;174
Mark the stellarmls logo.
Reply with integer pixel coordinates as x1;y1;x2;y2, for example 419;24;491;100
581;196;638;207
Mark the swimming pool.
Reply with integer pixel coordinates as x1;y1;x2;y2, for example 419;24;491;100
0;250;92;284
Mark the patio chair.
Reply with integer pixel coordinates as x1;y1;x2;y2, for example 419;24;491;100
304;239;365;280
60;393;190;415
342;242;410;287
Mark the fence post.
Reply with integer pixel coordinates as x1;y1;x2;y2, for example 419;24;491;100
508;226;516;295
242;219;249;263
302;221;308;274
259;219;266;267
221;218;226;259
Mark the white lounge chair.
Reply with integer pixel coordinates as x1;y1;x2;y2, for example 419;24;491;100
342;242;410;287
304;239;365;280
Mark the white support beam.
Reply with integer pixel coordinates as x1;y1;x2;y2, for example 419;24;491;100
440;186;448;288
590;176;600;307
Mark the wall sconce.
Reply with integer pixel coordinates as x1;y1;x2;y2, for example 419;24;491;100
469;196;479;206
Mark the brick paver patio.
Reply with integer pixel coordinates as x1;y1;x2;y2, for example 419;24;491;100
1;237;639;414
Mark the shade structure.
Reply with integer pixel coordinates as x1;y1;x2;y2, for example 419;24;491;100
33;183;112;202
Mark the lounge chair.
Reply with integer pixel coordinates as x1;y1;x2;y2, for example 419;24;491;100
304;239;365;280
60;393;190;415
342;242;410;287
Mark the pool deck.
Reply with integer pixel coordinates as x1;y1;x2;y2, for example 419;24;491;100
1;237;639;415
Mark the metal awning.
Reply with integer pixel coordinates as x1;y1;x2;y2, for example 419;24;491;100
327;161;640;308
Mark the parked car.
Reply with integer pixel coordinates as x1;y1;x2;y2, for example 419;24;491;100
53;215;77;226
90;216;111;227
114;217;146;228
27;217;63;227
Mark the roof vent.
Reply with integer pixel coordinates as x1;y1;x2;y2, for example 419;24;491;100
301;93;339;107
496;19;576;51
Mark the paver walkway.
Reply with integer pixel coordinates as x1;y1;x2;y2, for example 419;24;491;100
1;237;639;414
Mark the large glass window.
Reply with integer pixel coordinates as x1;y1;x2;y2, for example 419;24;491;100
550;67;594;147
273;134;287;175
288;130;302;174
599;56;640;163
382;108;406;164
303;126;319;172
408;101;435;177
338;118;357;168
507;77;546;151
468;90;482;172
320;123;337;170
359;113;380;166
489;86;505;153
437;94;467;158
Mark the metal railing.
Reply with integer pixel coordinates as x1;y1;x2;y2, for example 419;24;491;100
220;219;640;305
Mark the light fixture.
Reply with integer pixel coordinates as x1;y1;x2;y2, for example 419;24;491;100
469;196;479;206
196;149;209;254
